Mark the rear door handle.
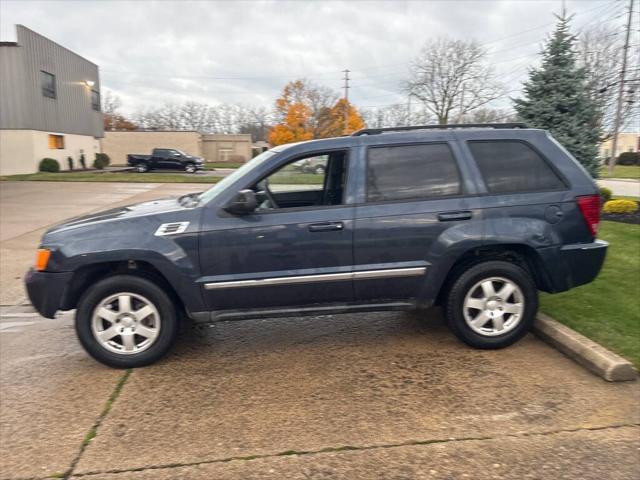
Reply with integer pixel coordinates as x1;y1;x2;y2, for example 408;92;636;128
438;211;473;222
308;222;344;232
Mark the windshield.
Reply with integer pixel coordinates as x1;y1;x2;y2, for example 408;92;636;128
198;150;276;204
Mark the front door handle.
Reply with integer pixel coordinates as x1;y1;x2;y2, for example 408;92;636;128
438;211;473;222
308;222;344;232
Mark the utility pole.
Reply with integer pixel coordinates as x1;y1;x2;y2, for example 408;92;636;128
608;0;634;175
342;69;350;134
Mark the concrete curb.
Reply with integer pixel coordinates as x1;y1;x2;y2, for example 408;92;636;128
533;313;638;382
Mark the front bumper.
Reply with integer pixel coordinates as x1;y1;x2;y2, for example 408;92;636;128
24;269;73;318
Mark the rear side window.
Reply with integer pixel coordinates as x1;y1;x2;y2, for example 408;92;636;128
366;143;461;202
468;140;565;193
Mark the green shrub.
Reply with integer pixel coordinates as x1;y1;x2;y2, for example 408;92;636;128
79;153;86;169
617;151;639;166
599;187;612;203
93;155;107;170
67;156;74;171
95;152;110;167
603;199;638;215
39;158;60;172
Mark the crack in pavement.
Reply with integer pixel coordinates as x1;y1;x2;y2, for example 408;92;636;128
62;369;133;480
67;423;640;478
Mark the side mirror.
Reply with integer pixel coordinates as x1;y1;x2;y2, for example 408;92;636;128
224;189;257;215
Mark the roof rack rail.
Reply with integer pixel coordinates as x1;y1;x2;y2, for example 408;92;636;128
351;123;529;136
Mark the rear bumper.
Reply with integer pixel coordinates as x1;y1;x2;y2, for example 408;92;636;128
24;269;73;319
559;239;608;288
540;240;608;293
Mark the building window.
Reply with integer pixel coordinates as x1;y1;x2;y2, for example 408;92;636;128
48;134;64;149
91;90;100;111
219;148;233;162
41;71;56;98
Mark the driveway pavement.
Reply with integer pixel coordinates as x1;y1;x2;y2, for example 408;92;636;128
598;179;640;198
1;181;639;479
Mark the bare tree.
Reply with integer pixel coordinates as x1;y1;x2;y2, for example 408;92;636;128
579;25;639;141
102;90;137;131
102;90;121;117
407;38;504;124
179;102;212;131
361;103;432;128
462;107;518;124
239;106;272;141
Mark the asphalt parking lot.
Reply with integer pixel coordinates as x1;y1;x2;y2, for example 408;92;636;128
1;181;639;479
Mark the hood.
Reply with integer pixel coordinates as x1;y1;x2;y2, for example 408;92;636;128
45;195;197;236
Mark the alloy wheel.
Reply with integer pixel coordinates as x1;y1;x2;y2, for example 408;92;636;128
91;292;161;355
462;276;524;337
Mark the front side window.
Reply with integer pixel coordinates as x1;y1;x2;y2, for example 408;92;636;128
467;140;565;194
41;71;56;98
252;150;347;211
91;90;100;111
366;143;461;202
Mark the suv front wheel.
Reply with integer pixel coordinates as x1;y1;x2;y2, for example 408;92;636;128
75;275;179;368
445;261;537;349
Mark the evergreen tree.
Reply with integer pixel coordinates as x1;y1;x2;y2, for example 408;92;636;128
514;13;601;177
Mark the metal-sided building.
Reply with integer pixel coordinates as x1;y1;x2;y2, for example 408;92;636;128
0;25;103;175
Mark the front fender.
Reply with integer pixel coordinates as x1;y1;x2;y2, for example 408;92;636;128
47;231;205;313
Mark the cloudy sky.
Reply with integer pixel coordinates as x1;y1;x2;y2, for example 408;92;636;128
0;0;631;116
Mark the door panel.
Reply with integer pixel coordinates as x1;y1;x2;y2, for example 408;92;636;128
272;190;323;208
199;207;355;311
354;198;480;302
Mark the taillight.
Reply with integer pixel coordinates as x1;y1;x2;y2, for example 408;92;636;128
576;195;601;237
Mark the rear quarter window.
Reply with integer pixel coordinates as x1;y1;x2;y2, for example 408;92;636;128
467;140;566;193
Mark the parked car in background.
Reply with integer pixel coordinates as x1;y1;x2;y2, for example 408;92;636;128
127;148;204;173
293;157;327;175
26;123;607;368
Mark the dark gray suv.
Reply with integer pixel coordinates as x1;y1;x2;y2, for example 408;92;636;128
25;123;607;368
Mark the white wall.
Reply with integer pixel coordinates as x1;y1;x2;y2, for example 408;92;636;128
0;129;100;175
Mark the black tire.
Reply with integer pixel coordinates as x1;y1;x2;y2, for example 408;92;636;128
135;162;148;173
444;260;537;349
75;275;179;368
184;163;196;173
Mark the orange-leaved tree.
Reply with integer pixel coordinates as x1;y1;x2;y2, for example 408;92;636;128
269;79;338;145
318;98;366;137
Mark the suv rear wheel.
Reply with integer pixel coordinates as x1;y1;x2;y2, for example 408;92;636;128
445;261;537;349
184;163;196;173
75;275;178;368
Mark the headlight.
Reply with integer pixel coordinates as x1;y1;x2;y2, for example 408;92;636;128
35;248;51;271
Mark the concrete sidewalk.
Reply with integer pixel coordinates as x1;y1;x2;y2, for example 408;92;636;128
1;181;639;479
